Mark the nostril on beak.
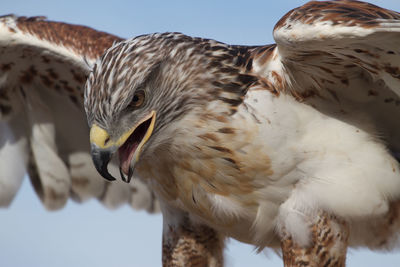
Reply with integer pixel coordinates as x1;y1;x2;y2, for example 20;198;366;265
104;136;110;145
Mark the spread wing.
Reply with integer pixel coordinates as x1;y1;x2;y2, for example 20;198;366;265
242;0;400;249
0;15;158;212
252;0;400;154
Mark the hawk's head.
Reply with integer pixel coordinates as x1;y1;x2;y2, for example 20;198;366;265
84;32;256;182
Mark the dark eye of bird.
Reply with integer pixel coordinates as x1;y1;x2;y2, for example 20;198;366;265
129;90;145;109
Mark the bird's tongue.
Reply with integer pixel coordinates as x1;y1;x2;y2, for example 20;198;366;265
118;118;152;174
118;140;139;175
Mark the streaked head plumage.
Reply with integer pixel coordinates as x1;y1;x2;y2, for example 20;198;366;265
84;32;257;182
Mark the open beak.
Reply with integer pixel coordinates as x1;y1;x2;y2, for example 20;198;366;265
89;110;156;183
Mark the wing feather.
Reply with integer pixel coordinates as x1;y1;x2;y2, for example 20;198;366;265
243;1;400;249
0;112;28;206
255;1;400;153
0;15;159;212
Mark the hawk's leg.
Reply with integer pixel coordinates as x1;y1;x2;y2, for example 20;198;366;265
281;212;349;267
161;209;224;267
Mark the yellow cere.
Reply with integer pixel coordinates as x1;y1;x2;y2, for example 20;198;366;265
90;124;112;149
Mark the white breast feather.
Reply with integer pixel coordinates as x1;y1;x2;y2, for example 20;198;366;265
239;89;400;247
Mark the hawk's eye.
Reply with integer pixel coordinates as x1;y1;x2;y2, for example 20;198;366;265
129;90;145;108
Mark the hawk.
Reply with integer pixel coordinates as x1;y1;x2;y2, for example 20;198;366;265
85;1;400;266
0;15;158;212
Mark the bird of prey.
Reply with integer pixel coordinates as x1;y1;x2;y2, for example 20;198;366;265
86;1;400;266
0;15;158;212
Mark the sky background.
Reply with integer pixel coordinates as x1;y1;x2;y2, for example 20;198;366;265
1;0;400;266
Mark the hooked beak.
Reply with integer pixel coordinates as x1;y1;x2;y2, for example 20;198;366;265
90;143;117;181
89;110;156;183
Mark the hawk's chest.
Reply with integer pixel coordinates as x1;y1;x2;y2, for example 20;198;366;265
140;89;293;200
135;92;323;243
137;108;279;225
137;124;293;246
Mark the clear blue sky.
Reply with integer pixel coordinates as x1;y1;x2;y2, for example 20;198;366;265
1;1;400;266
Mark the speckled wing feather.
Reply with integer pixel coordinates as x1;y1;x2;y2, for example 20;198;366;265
247;0;400;249
268;0;400;153
0;15;158;212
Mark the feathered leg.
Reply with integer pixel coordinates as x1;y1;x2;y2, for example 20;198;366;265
281;212;349;267
162;210;224;267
